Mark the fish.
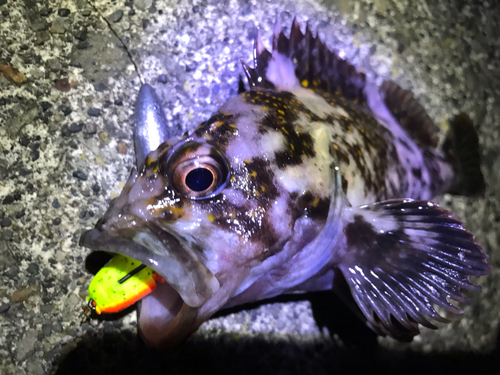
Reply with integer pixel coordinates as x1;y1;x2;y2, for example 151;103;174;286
80;18;490;347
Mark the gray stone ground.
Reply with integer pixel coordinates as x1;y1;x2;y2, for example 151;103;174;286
0;0;499;374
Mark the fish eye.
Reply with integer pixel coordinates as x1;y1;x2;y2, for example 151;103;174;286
172;157;222;197
168;142;229;199
186;167;214;192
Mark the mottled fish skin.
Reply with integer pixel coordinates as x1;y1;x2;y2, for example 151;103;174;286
80;19;489;347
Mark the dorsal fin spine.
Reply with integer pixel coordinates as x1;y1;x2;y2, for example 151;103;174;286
242;18;367;104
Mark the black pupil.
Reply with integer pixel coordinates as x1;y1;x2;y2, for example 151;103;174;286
185;168;214;192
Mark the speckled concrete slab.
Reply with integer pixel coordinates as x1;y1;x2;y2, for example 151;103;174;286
0;1;499;374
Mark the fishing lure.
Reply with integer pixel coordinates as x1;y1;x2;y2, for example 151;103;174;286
86;254;165;315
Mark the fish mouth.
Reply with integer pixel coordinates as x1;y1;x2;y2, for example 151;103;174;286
79;225;220;347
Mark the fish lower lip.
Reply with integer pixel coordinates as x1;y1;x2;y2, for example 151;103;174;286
80;228;220;307
138;282;199;347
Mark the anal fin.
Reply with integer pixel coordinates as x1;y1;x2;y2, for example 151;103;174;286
337;199;490;341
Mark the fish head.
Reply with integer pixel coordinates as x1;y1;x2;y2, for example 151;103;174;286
80;93;342;347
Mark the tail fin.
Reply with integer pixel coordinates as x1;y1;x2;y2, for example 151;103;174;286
443;113;485;196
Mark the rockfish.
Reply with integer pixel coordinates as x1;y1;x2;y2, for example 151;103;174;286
80;19;490;347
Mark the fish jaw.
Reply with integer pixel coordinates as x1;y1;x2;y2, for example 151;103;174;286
79;164;254;347
80;227;220;307
81;223;254;347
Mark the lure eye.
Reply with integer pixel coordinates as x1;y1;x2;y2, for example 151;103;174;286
168;142;229;199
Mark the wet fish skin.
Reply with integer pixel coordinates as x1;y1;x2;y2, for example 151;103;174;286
80;18;490;347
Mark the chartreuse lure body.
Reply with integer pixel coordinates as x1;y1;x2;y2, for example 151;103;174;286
87;254;165;314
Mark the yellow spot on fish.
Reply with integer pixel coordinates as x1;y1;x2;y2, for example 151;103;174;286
250;171;257;178
301;79;309;87
168;207;185;218
281;126;289;135
312;198;320;207
244;158;251;164
145;156;155;167
260;186;266;192
278;109;285;115
290;143;295;151
204;133;211;140
207;214;215;222
210;121;224;131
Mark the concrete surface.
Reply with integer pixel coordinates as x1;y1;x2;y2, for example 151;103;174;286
0;0;499;374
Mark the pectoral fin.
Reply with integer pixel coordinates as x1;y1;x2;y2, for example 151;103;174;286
337;199;490;340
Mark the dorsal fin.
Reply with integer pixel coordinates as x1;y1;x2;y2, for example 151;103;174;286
242;17;367;104
381;80;440;148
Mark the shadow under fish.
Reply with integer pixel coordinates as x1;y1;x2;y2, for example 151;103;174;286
80;17;490;348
